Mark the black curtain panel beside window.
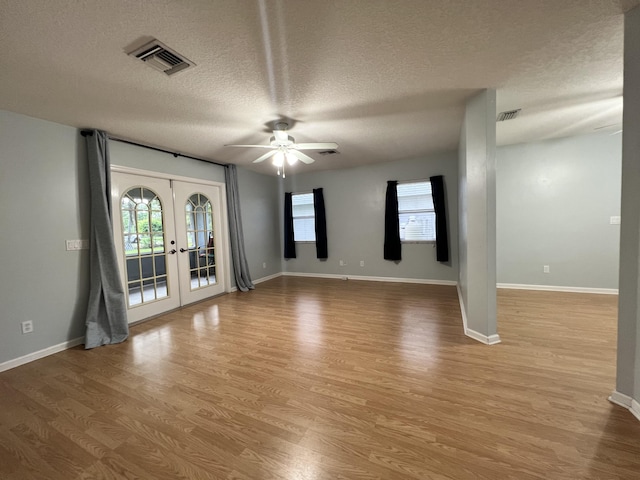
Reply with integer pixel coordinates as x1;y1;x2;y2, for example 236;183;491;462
430;175;449;262
384;180;402;261
284;192;296;259
313;188;328;259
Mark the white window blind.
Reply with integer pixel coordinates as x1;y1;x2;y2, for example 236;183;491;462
397;181;436;242
292;193;316;242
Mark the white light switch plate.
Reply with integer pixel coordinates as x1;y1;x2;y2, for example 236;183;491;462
610;216;621;225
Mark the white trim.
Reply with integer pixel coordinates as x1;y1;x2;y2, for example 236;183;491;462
456;283;469;332
253;272;283;284
608;391;640;422
0;337;84;373
457;283;501;345
465;329;502;345
632;400;640;422
282;271;457;286
608;390;633;408
497;283;618;295
111;164;225;187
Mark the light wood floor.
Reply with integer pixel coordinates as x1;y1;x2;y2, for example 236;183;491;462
1;277;639;479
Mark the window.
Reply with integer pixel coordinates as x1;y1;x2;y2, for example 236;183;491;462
292;193;315;242
397;181;435;242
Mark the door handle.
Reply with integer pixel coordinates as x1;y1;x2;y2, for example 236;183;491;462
179;248;188;253
169;249;177;254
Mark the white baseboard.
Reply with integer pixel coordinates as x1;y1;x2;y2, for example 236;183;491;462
633;400;640;422
465;329;502;345
497;283;618;295
608;390;632;408
456;284;501;345
0;337;84;373
253;272;283;284
282;271;457;286
609;390;640;422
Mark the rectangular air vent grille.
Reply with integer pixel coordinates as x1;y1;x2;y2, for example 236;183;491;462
497;109;521;122
128;39;195;76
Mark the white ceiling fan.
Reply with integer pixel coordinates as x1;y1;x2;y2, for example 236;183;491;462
225;122;338;177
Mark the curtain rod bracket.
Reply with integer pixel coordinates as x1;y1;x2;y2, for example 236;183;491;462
81;130;94;137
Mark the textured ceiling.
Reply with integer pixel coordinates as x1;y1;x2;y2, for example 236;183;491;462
1;0;638;174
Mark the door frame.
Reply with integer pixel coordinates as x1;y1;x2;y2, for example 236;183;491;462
111;165;232;297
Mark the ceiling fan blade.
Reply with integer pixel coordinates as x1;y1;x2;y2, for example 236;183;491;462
294;142;338;150
273;130;289;143
225;144;276;149
290;150;315;164
252;150;279;163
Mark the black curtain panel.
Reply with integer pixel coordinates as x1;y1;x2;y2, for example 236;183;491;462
313;188;328;259
430;175;450;262
284;192;296;259
384;180;402;261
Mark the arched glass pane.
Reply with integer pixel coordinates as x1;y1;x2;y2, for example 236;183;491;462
121;187;167;307
185;193;216;291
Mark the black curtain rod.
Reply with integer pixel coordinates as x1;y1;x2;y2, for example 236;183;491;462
80;129;227;167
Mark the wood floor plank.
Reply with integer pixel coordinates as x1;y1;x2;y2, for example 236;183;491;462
1;278;639;479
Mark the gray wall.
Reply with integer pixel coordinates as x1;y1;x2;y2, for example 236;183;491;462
0;109;280;366
0;110;89;364
281;154;458;282
458;89;498;340
616;5;640;403
497;133;622;289
236;167;281;281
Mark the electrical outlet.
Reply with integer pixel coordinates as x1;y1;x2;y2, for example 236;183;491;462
610;216;621;225
21;321;34;334
339;260;345;266
543;265;550;273
262;262;267;269
360;260;365;267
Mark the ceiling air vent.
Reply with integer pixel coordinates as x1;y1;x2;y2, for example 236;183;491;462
318;150;339;156
128;39;195;76
497;109;521;122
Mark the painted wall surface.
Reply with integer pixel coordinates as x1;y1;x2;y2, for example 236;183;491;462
0;110;89;364
617;5;640;402
110;141;226;183
236;167;281;281
497;133;622;289
458;89;498;339
281;154;458;281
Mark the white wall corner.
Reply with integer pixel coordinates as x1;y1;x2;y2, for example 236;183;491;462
456;283;501;345
608;390;633;408
608;391;640;422
632;399;640;422
456;283;468;331
465;328;502;345
0;337;84;373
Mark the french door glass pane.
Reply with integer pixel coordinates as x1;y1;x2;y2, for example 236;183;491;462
185;193;217;290
120;187;169;307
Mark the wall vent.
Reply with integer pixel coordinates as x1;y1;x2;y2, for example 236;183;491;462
496;109;521;122
318;150;339;156
128;39;195;76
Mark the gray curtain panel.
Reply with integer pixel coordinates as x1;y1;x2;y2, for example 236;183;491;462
224;164;255;292
84;130;129;349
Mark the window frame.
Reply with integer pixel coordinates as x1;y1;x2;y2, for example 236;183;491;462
291;192;316;243
397;180;436;244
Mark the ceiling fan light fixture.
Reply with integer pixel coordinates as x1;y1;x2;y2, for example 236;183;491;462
272;151;285;167
286;152;298;165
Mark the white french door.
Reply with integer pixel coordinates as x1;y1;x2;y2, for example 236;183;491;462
173;181;226;304
111;171;228;324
